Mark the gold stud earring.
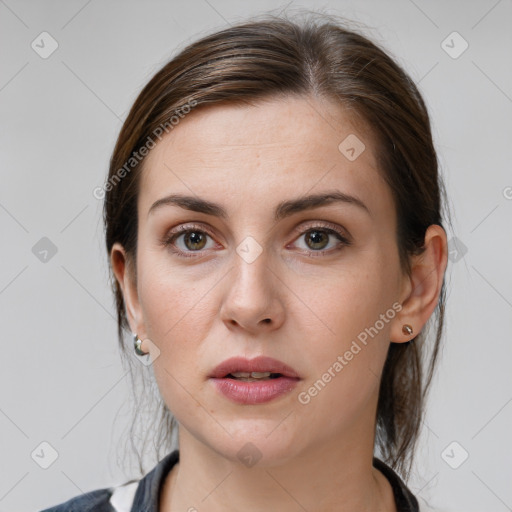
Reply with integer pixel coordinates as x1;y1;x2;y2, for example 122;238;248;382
402;324;413;336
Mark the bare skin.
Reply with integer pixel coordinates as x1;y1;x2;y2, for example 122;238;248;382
111;94;448;511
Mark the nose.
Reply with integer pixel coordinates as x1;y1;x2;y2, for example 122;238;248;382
219;245;285;334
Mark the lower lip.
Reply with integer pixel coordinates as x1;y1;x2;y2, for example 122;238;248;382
210;376;300;404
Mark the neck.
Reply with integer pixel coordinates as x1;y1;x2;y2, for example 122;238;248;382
161;422;397;512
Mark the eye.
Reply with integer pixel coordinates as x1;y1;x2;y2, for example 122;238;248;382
290;223;351;256
162;224;217;258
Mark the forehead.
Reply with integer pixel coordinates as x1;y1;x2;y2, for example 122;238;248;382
139;94;391;218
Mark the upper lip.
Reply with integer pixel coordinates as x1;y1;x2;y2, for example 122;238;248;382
209;356;301;379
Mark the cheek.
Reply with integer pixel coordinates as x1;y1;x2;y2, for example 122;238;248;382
137;265;212;420
296;250;399;407
295;290;392;437
136;253;208;369
305;251;398;345
138;247;210;334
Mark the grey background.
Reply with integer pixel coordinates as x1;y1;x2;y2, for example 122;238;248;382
1;0;511;511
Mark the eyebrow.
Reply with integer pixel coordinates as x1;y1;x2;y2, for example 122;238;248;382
148;190;371;220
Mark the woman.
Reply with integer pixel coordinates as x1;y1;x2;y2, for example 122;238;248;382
42;10;449;512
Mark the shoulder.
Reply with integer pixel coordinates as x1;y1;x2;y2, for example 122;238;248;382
39;450;179;512
39;487;115;512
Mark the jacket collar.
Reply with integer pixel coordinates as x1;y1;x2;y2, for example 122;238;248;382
130;450;179;512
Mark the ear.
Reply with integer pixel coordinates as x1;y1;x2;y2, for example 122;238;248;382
390;224;448;343
110;242;147;343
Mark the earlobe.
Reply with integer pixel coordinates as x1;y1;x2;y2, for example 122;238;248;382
390;224;448;343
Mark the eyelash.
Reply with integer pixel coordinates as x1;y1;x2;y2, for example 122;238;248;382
162;222;352;259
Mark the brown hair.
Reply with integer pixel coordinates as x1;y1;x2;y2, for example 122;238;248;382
105;10;450;479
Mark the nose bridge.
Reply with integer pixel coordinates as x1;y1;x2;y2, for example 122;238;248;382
220;235;284;331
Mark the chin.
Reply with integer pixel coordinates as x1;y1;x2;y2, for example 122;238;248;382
207;422;304;468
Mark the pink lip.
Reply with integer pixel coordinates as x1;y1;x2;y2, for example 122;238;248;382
209;356;301;405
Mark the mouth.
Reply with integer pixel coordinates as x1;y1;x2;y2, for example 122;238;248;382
225;371;283;381
209;356;301;405
209;356;301;380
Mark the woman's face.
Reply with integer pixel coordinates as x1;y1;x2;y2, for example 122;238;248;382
121;95;411;464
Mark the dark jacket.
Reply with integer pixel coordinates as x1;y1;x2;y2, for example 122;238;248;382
40;450;429;511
